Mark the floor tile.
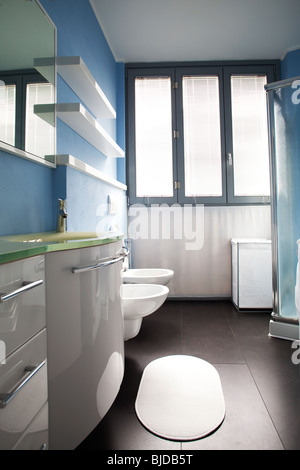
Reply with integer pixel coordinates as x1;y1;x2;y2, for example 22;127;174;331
182;364;284;450
77;300;300;451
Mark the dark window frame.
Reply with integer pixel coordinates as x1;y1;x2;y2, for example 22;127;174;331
126;60;280;206
175;66;227;205
223;64;277;205
0;69;47;152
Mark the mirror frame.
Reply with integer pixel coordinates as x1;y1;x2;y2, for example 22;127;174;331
0;0;57;168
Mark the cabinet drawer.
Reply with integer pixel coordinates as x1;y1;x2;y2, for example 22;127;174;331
0;329;47;450
13;402;48;450
0;256;46;357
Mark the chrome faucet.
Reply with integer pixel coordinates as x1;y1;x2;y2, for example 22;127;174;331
57;198;68;233
121;238;131;271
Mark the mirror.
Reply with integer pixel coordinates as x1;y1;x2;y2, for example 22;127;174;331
0;0;56;164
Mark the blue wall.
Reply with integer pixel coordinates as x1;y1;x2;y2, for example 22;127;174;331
0;0;126;236
0;151;54;235
281;48;300;79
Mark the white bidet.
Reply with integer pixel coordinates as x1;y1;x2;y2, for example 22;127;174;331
120;283;169;340
122;268;174;286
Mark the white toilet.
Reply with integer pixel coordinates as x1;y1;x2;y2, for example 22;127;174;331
120;283;169;341
122;268;174;286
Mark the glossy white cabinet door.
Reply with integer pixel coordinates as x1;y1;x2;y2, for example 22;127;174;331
13;402;48;450
45;241;124;449
0;255;46;357
0;329;48;449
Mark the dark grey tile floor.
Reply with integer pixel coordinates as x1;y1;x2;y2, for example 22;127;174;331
77;300;300;451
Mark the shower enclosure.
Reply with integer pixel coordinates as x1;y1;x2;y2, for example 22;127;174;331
265;76;300;340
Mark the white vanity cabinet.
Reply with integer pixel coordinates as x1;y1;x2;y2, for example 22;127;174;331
0;255;48;450
45;240;124;450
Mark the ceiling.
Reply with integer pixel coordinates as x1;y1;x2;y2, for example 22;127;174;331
90;0;300;63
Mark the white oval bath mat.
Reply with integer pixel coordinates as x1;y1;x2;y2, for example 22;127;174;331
135;355;225;441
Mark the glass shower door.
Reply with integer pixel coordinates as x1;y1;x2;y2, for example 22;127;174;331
266;77;300;321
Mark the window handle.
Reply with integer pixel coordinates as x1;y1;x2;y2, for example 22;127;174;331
227;153;233;166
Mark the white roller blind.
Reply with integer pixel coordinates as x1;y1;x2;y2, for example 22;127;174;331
0;83;16;146
25;82;55;157
182;76;222;197
135;77;173;198
230;75;270;197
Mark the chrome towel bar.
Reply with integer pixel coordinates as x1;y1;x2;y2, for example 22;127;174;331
72;247;129;274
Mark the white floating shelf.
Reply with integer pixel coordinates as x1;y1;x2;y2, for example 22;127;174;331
34;57;55;85
34;56;116;119
56;56;116;120
55;154;127;191
34;103;56;126
34;103;124;158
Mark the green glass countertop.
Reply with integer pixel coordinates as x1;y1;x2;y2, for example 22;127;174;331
0;231;123;264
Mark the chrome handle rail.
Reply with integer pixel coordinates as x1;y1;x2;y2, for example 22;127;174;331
0;361;46;409
72;247;129;275
72;255;124;274
0;279;44;303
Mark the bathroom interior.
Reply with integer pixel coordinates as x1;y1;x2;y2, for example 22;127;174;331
1;0;300;451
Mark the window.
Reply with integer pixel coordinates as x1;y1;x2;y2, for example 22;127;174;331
126;63;277;205
0;71;54;157
0;82;16;146
135;76;173;198
182;74;223;198
25;82;55;157
229;75;270;197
